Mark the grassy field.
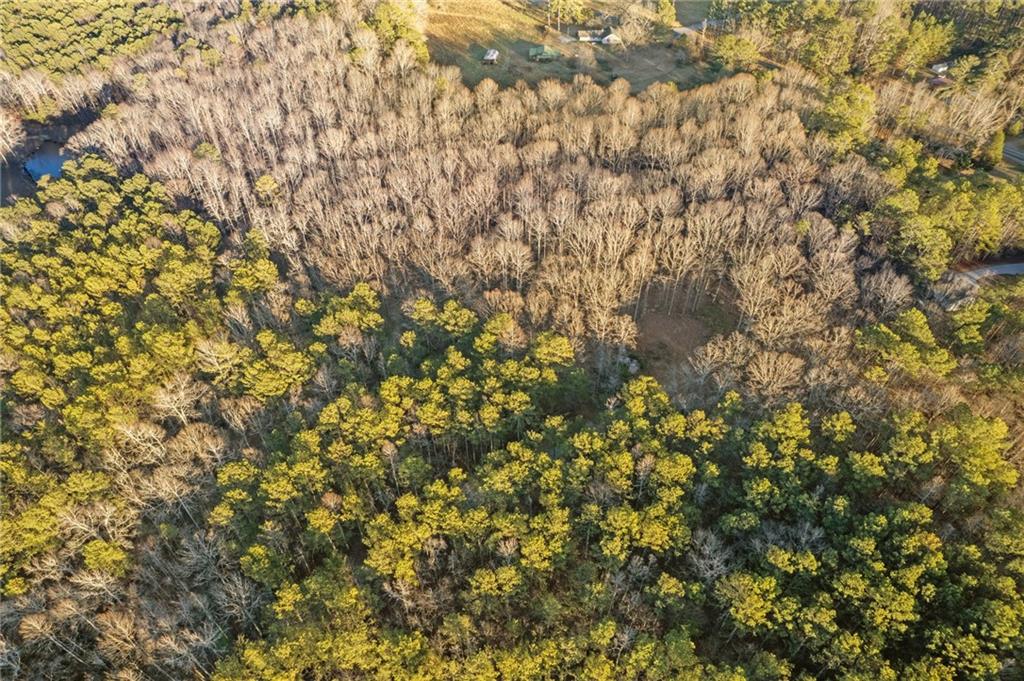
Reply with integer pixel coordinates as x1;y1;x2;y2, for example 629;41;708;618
425;0;714;92
674;0;712;26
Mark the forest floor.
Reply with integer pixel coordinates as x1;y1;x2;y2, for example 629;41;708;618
634;287;738;394
425;0;715;92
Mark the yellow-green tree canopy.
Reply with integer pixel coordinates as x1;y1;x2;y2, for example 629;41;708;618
210;292;1024;680
0;0;179;77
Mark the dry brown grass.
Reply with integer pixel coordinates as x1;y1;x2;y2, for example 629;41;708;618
425;0;713;92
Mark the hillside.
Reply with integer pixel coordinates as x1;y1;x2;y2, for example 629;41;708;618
1;1;1023;679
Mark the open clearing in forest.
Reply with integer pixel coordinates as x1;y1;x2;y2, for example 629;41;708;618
674;0;713;26
425;0;714;92
635;288;738;395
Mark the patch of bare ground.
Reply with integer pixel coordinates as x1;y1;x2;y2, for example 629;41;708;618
635;286;738;396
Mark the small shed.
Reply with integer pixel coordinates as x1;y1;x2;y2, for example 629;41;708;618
578;28;622;45
529;45;559;62
483;49;499;64
687;18;726;32
931;61;950;74
577;29;605;43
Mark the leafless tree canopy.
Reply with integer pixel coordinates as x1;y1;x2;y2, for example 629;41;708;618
75;11;902;406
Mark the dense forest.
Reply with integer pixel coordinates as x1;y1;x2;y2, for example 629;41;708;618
1;0;1023;679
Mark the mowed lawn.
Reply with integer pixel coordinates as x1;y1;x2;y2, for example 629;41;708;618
425;0;713;92
674;0;712;26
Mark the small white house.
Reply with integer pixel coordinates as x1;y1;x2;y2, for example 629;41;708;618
483;49;499;64
931;62;950;74
578;28;622;45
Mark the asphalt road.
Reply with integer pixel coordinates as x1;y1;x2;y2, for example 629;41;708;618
958;262;1024;283
1004;142;1024;168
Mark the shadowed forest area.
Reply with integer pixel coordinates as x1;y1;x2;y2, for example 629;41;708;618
2;1;1024;679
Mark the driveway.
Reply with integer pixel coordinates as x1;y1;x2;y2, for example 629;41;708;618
1005;135;1024;169
936;260;1024;310
956;261;1024;285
